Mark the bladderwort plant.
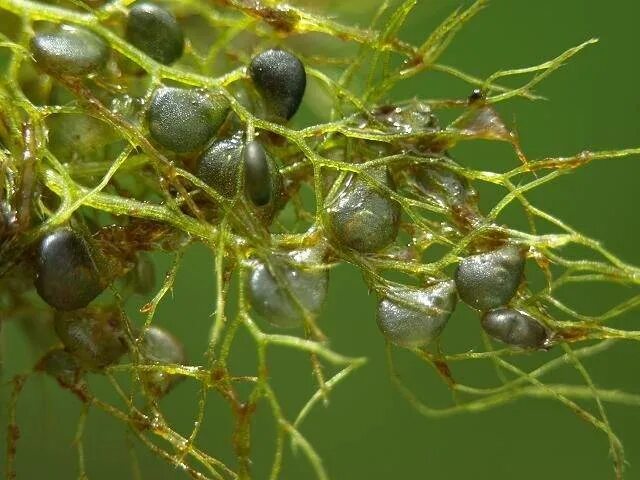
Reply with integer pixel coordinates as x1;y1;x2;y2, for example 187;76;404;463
0;0;639;478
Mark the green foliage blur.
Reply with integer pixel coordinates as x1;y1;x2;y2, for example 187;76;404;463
2;0;639;478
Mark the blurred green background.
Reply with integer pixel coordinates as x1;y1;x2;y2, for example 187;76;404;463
3;0;640;478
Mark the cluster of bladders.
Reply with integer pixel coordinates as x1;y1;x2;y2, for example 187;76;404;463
18;2;555;396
